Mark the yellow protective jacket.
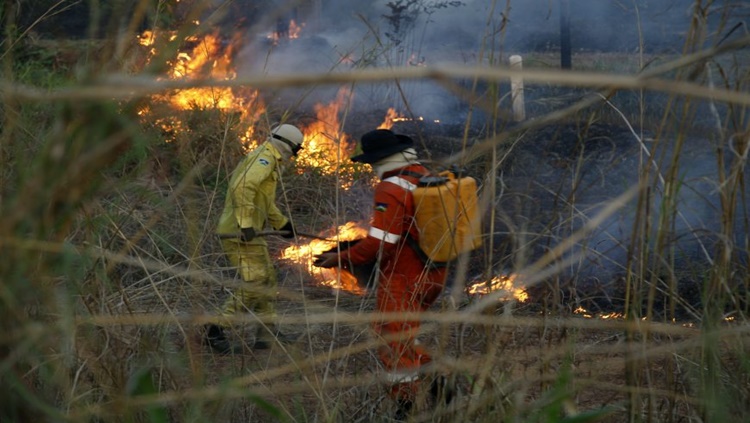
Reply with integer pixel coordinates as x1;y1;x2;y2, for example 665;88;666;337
216;142;289;245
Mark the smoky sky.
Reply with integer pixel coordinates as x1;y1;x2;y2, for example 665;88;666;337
235;0;747;120
238;0;747;67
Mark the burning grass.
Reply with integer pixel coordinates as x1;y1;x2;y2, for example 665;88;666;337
280;221;368;294
2;1;750;422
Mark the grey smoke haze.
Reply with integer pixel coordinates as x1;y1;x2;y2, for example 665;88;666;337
569;138;742;282
235;0;747;119
497;122;749;309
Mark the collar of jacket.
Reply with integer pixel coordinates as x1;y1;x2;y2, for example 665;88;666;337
262;141;284;162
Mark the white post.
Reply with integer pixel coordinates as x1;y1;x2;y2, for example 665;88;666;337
509;55;525;122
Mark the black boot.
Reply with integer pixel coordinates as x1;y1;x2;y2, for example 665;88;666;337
429;375;455;405
252;337;271;350
203;324;233;355
393;398;413;421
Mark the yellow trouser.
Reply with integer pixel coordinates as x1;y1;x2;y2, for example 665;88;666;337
220;240;277;325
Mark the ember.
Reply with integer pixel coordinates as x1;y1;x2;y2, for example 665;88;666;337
467;274;528;302
573;307;624;319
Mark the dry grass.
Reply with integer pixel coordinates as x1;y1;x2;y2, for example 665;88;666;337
2;1;750;422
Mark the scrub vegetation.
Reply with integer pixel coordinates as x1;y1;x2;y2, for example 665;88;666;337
1;1;749;422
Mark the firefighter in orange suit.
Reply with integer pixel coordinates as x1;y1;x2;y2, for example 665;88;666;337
205;124;304;354
313;129;451;419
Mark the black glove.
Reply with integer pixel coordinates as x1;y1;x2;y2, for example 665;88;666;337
313;252;339;268
240;227;256;242
280;221;295;238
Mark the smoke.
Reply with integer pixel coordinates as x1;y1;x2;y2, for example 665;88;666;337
233;0;746;121
542;127;749;301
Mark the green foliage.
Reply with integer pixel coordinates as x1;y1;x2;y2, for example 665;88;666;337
10;0;155;39
11;48;76;87
126;367;169;423
249;396;286;421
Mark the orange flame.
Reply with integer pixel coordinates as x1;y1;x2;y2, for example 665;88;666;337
467;274;528;302
296;86;361;188
138;30;158;48
280;222;368;294
136;30;265;146
158;33;248;111
268;19;304;45
381;112;442;127
378;107;402;130
573;306;624;319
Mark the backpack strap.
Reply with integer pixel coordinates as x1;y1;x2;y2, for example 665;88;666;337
398;169;429;179
406;235;449;268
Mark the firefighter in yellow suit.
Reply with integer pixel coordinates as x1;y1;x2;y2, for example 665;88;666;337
205;124;304;353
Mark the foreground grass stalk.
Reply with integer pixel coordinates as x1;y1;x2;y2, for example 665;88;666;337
3;2;750;422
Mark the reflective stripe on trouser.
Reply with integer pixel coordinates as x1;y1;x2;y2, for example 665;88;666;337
220;240;277;324
375;266;447;400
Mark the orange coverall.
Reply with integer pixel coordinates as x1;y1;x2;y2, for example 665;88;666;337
336;163;448;400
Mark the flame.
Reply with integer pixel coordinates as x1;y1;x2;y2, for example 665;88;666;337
467;274;528;302
296;86;361;188
376;108;440;130
281;222;368;294
136;29;265;146
573;306;624;319
289;20;304;39
378;107;402;130
408;53;426;67
268;19;304;45
138;30;158;48
156;33;248;111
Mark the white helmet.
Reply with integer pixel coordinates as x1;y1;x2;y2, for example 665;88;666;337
270;124;304;156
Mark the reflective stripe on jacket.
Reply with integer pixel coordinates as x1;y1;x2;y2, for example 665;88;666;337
216;142;289;243
339;163;429;267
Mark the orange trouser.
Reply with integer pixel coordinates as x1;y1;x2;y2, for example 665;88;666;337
374;263;447;400
219;240;277;324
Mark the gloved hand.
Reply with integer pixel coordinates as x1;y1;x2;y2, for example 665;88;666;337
240;227;256;242
280;221;295;239
313;252;340;268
